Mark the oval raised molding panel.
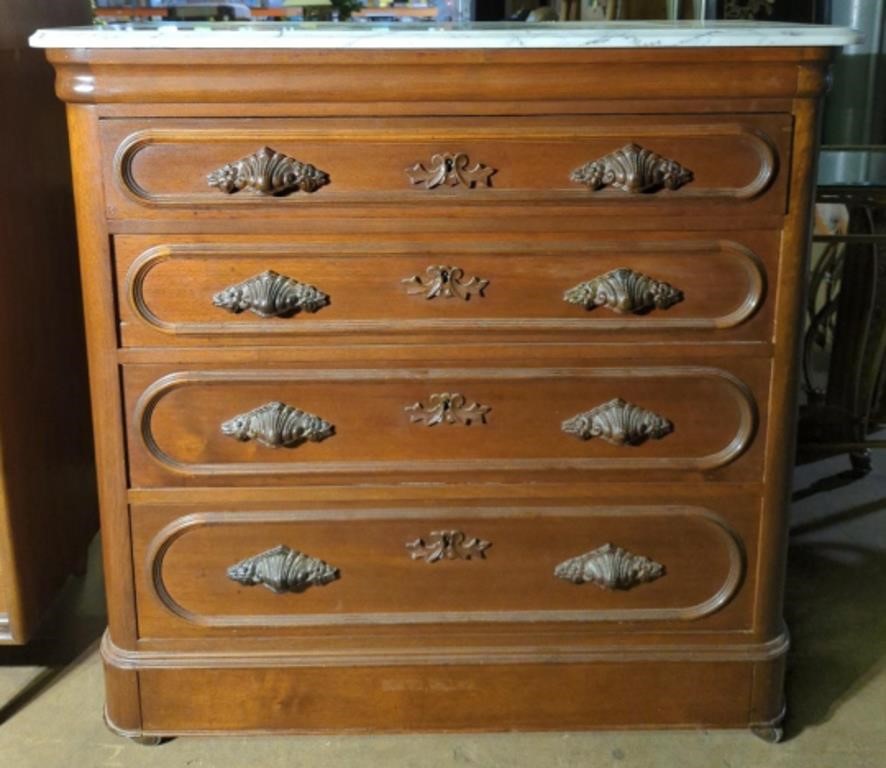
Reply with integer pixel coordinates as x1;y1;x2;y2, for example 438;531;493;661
142;506;746;630
130;365;759;482
110;120;780;210
121;240;766;340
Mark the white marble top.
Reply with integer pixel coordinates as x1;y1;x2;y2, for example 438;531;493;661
30;21;858;50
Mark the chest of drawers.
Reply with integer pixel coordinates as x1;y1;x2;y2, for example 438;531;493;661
34;24;852;742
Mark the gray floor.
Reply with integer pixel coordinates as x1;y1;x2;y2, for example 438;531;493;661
0;449;884;768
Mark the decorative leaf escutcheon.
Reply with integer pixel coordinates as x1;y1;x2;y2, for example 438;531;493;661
207;146;329;196
227;545;339;593
406;530;491;563
221;401;334;448
564;267;683;314
402;265;489;300
562;398;672;446
406;153;495;189
405;393;490;426
213;270;329;318
554;542;664;590
571;143;693;193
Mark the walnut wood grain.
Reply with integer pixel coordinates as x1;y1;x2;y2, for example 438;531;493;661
129;659;763;734
133;504;749;636
68;105;139;659
106;622;790;667
124;362;764;487
114;234;773;346
103;115;788;222
38;41;832;736
754;95;820;640
46;46;832;105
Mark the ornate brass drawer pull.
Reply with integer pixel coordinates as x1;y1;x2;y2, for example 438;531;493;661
227;545;339;593
405;393;490;426
221;401;334;448
213;270;329;318
207;146;329;196
564;267;683;314
571;143;693;193
406;152;495;189
402;265;488;300
406;530;491;563
562;398;672;446
554;543;664;590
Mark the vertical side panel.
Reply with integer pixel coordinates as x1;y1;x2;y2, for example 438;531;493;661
67;105;139;655
755;74;826;640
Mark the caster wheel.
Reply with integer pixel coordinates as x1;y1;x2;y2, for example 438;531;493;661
849;450;873;478
751;725;784;744
128;735;165;747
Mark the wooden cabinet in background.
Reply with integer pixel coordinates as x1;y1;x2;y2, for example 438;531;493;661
0;0;97;644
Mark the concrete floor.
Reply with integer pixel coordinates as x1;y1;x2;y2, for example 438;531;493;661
0;450;884;768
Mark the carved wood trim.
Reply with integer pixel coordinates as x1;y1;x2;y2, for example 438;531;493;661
405;393;491;426
123;241;766;337
220;401;334;448
212;270;329;318
562;398;674;446
571;143;693;193
406;153;495;189
554;543;664;589
133;367;756;477
402;266;488;300
142;506;745;628
227;545;339;593
206;146;328;196
564;268;683;314
406;531;491;562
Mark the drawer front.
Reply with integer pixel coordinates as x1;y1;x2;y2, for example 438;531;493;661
115;232;775;346
132;502;757;638
101;115;791;220
124;361;767;486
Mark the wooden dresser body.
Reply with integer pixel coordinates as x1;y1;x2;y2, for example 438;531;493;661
42;42;832;736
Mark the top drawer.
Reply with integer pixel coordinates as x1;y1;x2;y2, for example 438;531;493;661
101;114;791;223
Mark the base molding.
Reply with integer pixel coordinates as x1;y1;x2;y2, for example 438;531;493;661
102;629;790;670
101;629;788;736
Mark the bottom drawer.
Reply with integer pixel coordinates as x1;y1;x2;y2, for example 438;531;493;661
132;502;757;639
